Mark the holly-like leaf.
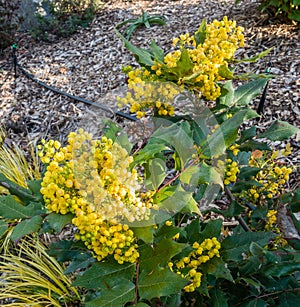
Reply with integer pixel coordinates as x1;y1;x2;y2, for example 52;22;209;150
64;251;95;274
85;279;135;307
47;240;87;262
72;261;135;289
211;287;229;307
139;238;186;274
145;157;167;190
0;195;34;219
217;81;234;107
133;226;155;243
10;215;43;241
138;268;187;300
194;19;206;46
236;48;272;63
221;232;275;261
233;79;268;106
238;167;261;180
239;126;257;144
0;220;8;237
257;120;299;141
202;109;259;157
115;29;154;67
150;39;165;62
46;212;74;232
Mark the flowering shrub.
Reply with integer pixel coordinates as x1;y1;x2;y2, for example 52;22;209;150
1;17;300;306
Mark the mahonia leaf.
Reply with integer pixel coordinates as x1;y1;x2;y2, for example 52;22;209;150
115;29;154;67
233;79;268;106
0;195;35;219
85;279;135;307
10;215;43;241
202;109;258;157
46;212;74;232
0;220;8;237
138;268;187;300
145;157;167;190
194;19;206;46
139;238;186;273
257;120;299;141
221;232;275;261
72;261;135;289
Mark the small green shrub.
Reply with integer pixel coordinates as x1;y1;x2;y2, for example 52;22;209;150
236;0;300;22
260;0;300;22
29;0;104;41
0;0;21;51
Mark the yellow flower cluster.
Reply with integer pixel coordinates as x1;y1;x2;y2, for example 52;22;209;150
168;237;221;292
154;16;244;101
245;148;293;204
265;209;277;231
224;159;240;185
117;67;181;118
38;129;153;263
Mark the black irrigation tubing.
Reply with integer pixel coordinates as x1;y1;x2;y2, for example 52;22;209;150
17;63;138;122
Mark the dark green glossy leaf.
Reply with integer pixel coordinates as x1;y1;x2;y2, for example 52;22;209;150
0;220;8;237
85;279;135;307
238;167;261;180
145;157;166;190
233;79;268;106
257;120;299;141
73;261;135;289
0;195;34;219
133;226;155;243
194;19;206;46
139;238;186;273
138;268;187;300
46;212;74;232
64;251;95;274
211;287;228;307
221;232;275;261
11;215;43;241
239;126;257;144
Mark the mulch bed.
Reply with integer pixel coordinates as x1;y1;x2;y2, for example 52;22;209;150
0;0;299;186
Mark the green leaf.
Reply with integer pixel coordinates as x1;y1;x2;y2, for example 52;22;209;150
0;173;39;205
221;232;275;261
171;48;194;78
257;120;299;141
133;226;154;243
211;287;228;307
290;188;300;213
217;81;234;107
233;79;268;106
202;257;233;282
26;179;43;201
239;126;257;143
0;195;35;219
73;261;135;289
10;215;43;241
85;280;135;307
0;220;8;237
239;140;271;152
194;19;206;46
236;48;272;63
103;120;132;153
64;251;95;274
139;238;186;273
145;157;166;190
47;240;86;262
238;167;261;180
213;200;245;218
242;298;268;307
263;261;300;278
150;39;165;62
46;212;74;232
115;29;154;67
202;109;259;157
138;268;187;300
218;64;234;79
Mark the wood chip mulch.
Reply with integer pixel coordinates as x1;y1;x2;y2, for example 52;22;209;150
0;0;299;186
